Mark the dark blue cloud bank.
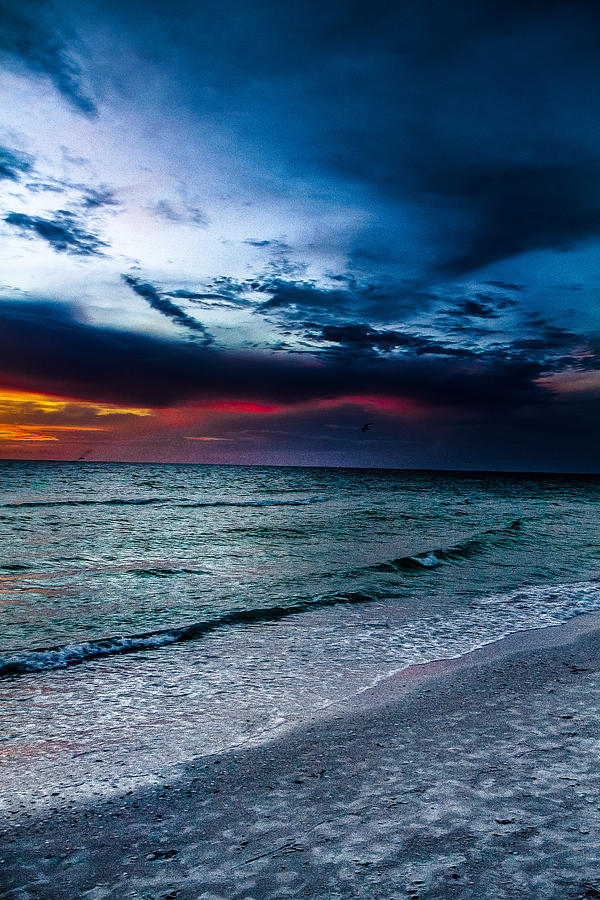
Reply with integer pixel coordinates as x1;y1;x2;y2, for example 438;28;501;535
95;0;600;275
0;0;599;469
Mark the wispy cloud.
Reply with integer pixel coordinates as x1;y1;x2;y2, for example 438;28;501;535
122;275;213;343
81;187;119;210
150;199;208;227
5;210;108;256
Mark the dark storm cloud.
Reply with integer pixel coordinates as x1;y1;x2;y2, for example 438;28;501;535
111;0;600;276
0;0;96;115
254;275;438;323
308;323;474;359
0;145;33;181
258;280;352;313
8;0;595;280
437;162;600;276
4;210;107;256
0;298;558;413
312;3;600;277
122;275;213;343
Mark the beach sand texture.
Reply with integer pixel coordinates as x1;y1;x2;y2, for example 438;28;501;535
2;614;600;900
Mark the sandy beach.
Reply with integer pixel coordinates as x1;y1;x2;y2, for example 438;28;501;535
2;613;600;900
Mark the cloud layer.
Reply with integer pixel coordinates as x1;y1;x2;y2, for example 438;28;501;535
0;298;592;412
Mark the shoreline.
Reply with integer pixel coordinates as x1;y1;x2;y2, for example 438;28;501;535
351;607;600;711
3;613;600;898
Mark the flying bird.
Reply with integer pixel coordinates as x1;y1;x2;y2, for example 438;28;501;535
360;423;371;433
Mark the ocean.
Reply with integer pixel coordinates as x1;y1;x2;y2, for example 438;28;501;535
1;461;599;820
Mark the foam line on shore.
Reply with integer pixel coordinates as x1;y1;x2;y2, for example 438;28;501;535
347;607;600;715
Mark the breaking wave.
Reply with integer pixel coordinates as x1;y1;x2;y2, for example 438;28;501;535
367;519;524;573
0;590;377;677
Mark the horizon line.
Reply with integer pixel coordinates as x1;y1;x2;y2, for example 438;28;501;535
1;457;599;477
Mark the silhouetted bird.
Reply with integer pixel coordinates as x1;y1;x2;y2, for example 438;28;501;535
360;423;371;432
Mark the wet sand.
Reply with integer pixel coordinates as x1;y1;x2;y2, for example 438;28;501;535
2;613;600;899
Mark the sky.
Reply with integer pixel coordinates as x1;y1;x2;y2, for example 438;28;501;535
0;0;599;470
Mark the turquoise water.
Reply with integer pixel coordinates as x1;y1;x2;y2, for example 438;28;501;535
1;462;599;816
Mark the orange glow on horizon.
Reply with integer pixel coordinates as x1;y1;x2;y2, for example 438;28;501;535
0;384;427;459
0;427;58;442
0;389;152;418
0;388;153;448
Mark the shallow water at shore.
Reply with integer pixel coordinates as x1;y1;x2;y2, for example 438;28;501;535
1;462;599;818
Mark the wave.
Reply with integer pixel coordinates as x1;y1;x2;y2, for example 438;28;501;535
0;590;377;678
4;498;165;508
176;497;326;508
4;496;326;510
128;567;207;577
366;519;523;573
